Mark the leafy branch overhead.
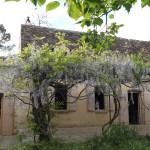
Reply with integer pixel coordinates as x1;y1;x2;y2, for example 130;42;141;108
5;0;150;20
5;0;150;51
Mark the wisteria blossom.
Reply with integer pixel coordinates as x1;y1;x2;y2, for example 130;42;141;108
0;34;150;141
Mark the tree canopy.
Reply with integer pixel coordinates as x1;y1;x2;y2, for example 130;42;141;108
0;24;11;50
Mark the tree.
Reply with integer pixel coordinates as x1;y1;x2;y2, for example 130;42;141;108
31;13;51;27
4;0;150;138
0;34;90;142
1;33;150;141
0;24;11;50
30;8;51;27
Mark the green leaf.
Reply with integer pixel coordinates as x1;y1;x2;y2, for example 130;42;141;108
123;3;132;12
81;21;86;28
46;1;60;12
94;18;103;26
81;19;91;28
76;20;82;24
85;20;91;27
30;0;37;6
67;3;82;20
84;7;89;15
37;0;46;6
118;24;124;28
83;8;93;19
142;0;150;7
109;14;114;19
81;35;86;41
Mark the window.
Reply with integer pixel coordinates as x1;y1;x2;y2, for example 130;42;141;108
128;92;139;124
55;85;67;110
95;90;105;110
87;85;105;111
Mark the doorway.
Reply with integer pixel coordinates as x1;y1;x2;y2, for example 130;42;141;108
0;94;14;135
128;92;139;124
0;95;2;133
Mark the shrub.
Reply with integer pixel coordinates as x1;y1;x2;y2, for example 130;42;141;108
101;123;138;146
86;124;150;150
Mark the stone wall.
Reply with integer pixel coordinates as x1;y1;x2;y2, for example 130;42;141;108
14;100;30;133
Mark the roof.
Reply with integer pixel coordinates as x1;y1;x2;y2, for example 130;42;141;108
21;24;150;54
21;24;82;49
111;38;150;55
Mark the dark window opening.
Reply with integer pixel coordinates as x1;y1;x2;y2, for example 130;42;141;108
0;94;2;118
95;90;105;110
55;85;67;110
128;92;139;124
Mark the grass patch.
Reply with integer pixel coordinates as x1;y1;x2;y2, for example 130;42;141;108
8;124;150;150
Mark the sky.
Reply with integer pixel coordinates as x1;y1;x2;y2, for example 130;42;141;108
0;0;150;55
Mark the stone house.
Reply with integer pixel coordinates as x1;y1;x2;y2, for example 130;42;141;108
0;24;150;135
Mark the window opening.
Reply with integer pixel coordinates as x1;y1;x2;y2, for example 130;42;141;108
0;96;1;117
128;92;139;124
95;90;105;110
0;94;2;118
55;85;67;110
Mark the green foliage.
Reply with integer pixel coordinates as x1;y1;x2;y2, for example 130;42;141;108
81;28;118;51
66;0;138;21
0;24;11;49
4;0;150;30
109;14;114;19
87;124;150;150
37;0;46;6
142;0;150;7
8;138;86;150
19;33;85;77
27;102;57;139
8;124;150;150
4;0;150;51
102;124;138;145
7;33;93;142
16;129;27;143
30;0;37;6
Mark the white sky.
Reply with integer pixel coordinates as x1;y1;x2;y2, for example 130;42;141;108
0;0;150;55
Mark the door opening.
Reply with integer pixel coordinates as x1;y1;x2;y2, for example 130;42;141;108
0;94;2;134
128;92;139;124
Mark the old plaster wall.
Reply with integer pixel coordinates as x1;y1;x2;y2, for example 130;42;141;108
53;83;116;127
14;100;30;133
52;84;150;127
12;83;150;132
